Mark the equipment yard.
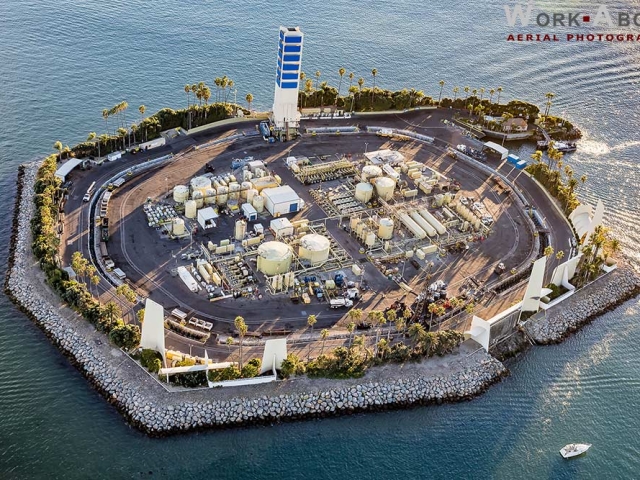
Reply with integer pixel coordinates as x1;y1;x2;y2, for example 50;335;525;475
86;127;534;348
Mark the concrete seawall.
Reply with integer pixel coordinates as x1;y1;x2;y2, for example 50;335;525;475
5;160;639;435
5;161;508;435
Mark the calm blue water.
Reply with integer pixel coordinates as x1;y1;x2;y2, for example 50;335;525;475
1;0;640;478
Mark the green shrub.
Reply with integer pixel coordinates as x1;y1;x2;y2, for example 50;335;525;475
140;348;162;372
208;365;241;382
108;324;141;350
279;353;306;379
241;358;261;378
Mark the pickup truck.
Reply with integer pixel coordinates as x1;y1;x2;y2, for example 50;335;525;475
329;298;354;309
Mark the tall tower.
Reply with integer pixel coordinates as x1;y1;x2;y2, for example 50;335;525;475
271;26;303;139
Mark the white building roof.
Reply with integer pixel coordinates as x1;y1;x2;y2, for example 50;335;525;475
364;149;405;165
270;218;293;230
197;207;219;221
242;203;257;216
54;158;84;181
483;141;508;160
262;185;300;205
257;241;292;260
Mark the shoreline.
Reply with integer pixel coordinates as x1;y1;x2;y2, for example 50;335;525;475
5;159;639;435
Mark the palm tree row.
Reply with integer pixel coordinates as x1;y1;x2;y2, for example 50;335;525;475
439;82;503;108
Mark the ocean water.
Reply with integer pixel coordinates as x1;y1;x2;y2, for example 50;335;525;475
1;0;640;478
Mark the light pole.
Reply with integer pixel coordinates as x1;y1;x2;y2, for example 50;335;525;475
364;142;369;153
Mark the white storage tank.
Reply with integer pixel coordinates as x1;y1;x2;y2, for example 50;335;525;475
298;234;331;265
444;192;453;205
173;185;189;203
185;200;197;218
362;165;382;181
399;212;427;239
192;191;204;209
190;176;212;196
229;182;241;201
365;231;376;247
240;181;252;201
378;218;394;240
354;182;374;203
235;220;247;241
252;194;265;213
204;188;216;205
246;188;258;204
375;177;396;201
435;194;445;207
172;218;185;236
257;241;293;275
419;209;447;235
350;217;360;231
216;186;228;206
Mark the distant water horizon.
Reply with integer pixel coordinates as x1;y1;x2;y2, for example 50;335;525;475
1;0;640;478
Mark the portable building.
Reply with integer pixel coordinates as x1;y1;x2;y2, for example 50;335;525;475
107;152;122;162
241;203;258;221
140;137;166;150
270;218;294;238
54;158;84;182
262;186;302;216
197;207;219;229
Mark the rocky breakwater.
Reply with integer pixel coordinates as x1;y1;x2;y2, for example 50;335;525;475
5;161;508;435
525;266;640;344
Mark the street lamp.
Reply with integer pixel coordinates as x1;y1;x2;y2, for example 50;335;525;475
364;142;369;153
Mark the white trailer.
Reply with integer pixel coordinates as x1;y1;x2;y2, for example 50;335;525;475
107;151;122;162
330;298;354;309
140;137;166;150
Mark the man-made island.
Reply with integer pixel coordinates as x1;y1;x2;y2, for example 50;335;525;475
6;27;639;434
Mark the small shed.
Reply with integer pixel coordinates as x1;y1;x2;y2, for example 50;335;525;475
270;218;294;238
197;207;219;229
55;158;84;182
262;185;302;216
241;203;258;221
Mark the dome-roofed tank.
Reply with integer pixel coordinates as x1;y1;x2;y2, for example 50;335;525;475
204;188;216;205
192;191;204;209
362;165;382;181
253;194;264;213
172;218;185;235
216;186;228;206
378;218;394;240
257;241;293;275
190;176;212;196
298;234;331;265
374;177;396;201
173;185;189;203
355;182;374;203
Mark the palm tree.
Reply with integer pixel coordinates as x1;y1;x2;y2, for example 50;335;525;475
544;245;555;257
299;72;305;93
408;323;425;348
184;84;191;108
225;79;234;103
320;329;329;355
87;132;98;157
103;301;122;326
214;77;221;102
438;80;445;104
452;86;460;101
531;150;543;163
234;316;247;368
117;128;127;150
138;105;146;141
394;317;406;337
314;70;321;90
555;250;565;260
371;68;378;103
307;314;317;331
337;67;346;97
120;101;129;129
479;88;485;101
346;322;356;347
489;88;495;103
463;86;470;101
347;308;363;325
348;72;354;90
496;86;503;104
102;108;110;136
245;93;253;113
225;336;234;358
53;141;63;161
544;92;555;116
385;309;397;340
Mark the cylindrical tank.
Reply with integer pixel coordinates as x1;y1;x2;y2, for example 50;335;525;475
399;213;427;239
474;219;482;231
435;194;445;207
216;186;228;206
190;176;212;196
365;231;376;247
375;177;396;201
416;249;426;260
229;182;241;201
444;192;452;205
405;250;414;258
355;182;374;203
172;218;185;235
362;165;382;181
213;180;221;189
204;188;216;205
298;234;331;264
185;200;197;218
410;211;437;237
240;181;252;201
242;170;253;182
246;188;258;204
419;209;447;235
356;221;366;236
229;174;237;183
173;185;189;203
192;191;204;209
257;241;293;275
350;217;360;231
378;218;394;240
235;220;247;241
252;195;264;213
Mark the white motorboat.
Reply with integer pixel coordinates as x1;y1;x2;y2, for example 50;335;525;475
560;443;591;458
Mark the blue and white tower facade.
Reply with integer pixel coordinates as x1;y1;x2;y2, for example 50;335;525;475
271;26;304;134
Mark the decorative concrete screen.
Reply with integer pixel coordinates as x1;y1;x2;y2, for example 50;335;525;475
550;254;582;288
465;316;491;351
569;200;604;243
521;257;547;312
260;338;288;374
140;299;166;365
